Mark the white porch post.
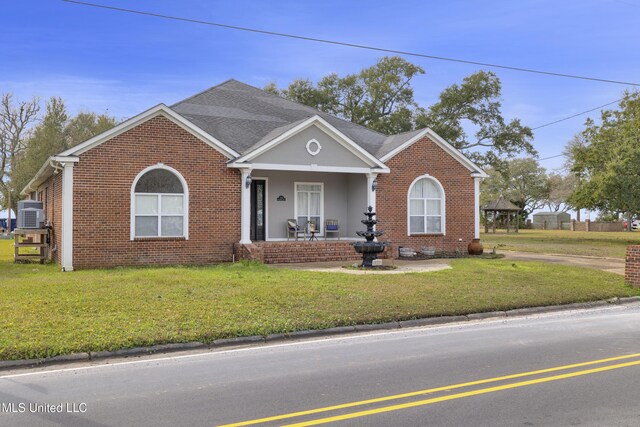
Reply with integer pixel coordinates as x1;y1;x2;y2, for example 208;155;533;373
240;168;252;244
61;161;74;271
473;174;482;239
366;173;378;211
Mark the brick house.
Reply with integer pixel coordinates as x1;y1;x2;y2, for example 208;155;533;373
22;80;487;270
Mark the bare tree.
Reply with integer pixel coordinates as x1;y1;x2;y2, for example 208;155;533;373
0;94;40;231
544;173;577;212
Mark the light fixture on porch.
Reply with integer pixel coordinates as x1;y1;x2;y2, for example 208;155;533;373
371;178;378;192
245;174;252;188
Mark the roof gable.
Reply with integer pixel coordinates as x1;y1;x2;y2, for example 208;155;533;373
58;104;239;159
379;128;488;177
250;124;373;169
231;115;389;171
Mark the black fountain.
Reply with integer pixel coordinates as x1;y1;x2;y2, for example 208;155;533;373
352;206;389;268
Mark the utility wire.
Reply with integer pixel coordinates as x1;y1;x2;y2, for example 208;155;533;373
538;154;566;161
532;99;622;130
62;0;640;87
535;99;622;162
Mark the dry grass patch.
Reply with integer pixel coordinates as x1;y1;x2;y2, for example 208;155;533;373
481;229;640;258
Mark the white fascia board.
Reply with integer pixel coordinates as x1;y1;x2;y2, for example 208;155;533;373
58;104;239;159
20;157;55;195
234;115;388;170
380;128;489;178
471;171;489;178
228;162;389;174
21;156;81;196
52;156;79;163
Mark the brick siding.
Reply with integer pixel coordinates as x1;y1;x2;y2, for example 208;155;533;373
376;135;476;256
69;114;240;268
625;245;640;287
38;118;477;268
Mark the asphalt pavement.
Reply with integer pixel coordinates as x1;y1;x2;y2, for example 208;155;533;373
2;304;640;426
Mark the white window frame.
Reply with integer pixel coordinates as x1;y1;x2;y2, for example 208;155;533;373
294;181;324;236
407;174;446;236
130;164;189;240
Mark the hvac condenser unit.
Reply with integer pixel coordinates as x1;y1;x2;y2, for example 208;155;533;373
17;200;44;229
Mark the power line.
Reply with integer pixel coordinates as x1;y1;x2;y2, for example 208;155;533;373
538;154;566;161
535;98;622;162
532;99;622;130
62;0;640;87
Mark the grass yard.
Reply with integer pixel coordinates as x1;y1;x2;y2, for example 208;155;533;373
481;229;640;259
1;239;638;361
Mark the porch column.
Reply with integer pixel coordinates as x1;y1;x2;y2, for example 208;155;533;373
473;175;482;239
61;161;74;271
240;168;252;244
366;173;378;212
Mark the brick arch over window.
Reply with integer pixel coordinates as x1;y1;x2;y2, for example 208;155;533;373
407;174;446;235
130;164;189;240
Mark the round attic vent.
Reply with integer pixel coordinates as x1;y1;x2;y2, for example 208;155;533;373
306;139;322;156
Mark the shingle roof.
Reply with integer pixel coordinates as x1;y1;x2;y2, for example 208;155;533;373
170;79;390;157
482;195;521;211
375;129;425;158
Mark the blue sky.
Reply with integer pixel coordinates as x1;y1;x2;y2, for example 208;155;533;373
3;0;639;174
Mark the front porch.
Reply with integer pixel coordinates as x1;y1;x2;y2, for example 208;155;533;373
235;240;390;264
242;170;378;243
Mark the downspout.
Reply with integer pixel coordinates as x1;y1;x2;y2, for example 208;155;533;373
50;159;63;174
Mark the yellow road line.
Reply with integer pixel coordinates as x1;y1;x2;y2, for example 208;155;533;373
283;359;640;426
217;352;640;427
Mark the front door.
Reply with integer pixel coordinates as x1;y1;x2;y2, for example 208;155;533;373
250;179;266;241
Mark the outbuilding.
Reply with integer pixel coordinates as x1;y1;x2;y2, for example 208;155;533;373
533;212;571;230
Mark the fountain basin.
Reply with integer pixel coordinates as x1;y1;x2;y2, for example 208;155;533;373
352;241;389;267
352;241;389;253
352;206;389;267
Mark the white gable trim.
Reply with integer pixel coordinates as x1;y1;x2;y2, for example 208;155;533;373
380;128;489;178
58;104;240;159
233;115;389;171
229;163;389;174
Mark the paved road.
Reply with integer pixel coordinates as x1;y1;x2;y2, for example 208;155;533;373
2;305;640;426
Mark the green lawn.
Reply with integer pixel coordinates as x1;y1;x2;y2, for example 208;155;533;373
1;239;638;361
481;229;640;259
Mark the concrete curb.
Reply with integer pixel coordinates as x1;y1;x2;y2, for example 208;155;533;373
2;297;639;371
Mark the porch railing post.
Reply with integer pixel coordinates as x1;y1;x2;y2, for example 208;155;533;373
240;168;253;244
366;173;378;213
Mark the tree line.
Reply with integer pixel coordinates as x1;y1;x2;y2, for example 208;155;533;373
0;95;116;228
2;56;636;230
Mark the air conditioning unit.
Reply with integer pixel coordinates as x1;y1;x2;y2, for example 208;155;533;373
19;200;43;210
17;200;44;229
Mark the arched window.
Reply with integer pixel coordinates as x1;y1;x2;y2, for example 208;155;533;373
131;165;188;239
408;175;445;235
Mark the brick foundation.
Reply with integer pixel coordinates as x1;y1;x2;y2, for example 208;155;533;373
625;245;640;287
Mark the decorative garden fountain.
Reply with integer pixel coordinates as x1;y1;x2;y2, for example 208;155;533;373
352;206;389;267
